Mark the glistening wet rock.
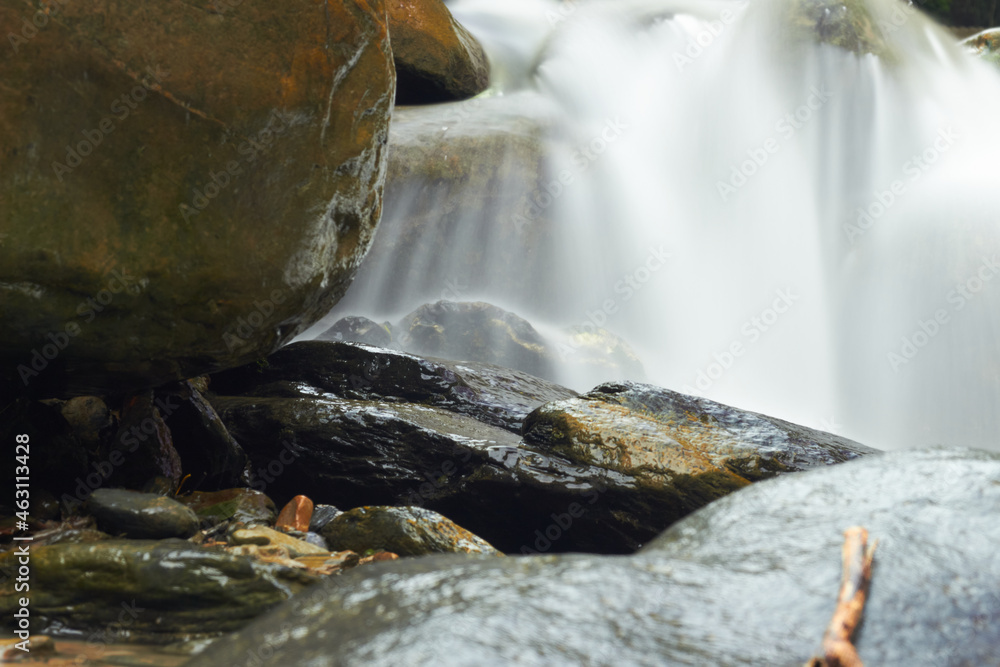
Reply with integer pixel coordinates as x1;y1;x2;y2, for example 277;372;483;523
0;0;394;395
209;340;577;433
0;539;317;640
523;381;878;483
389;0;490;104
320;506;502;556
211;375;870;553
309;505;344;533
86;489;199;539
212;392;644;553
183;448;1000;665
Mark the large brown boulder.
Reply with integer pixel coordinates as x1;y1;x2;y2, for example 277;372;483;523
388;0;490;103
0;0;395;396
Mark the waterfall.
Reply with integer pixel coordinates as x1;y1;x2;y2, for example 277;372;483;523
306;0;1000;451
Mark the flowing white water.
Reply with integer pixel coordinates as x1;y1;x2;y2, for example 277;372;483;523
310;0;1000;451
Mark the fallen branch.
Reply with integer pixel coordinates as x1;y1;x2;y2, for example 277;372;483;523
805;526;878;667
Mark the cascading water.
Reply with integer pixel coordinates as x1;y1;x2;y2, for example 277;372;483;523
304;0;1000;451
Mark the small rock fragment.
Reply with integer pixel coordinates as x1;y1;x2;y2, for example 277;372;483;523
308;504;343;533
230;526;329;557
276;495;314;533
87;488;199;539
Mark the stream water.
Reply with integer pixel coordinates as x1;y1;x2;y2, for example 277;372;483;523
307;0;1000;452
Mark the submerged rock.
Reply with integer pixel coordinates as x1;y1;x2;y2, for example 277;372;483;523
397;301;556;380
963;28;1000;68
318;304;650;390
389;0;490;103
316;316;392;346
0;539;317;639
0;0;394;395
184;448;1000;665
320;506;502;556
86;488;199;540
557;325;646;383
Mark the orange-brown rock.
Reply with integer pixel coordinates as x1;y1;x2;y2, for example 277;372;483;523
389;0;490;103
0;0;395;396
276;495;315;533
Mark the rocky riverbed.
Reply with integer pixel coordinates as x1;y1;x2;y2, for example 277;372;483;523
3;335;887;658
3;0;1000;664
5;334;1000;663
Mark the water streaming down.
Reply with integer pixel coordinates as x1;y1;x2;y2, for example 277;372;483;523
305;0;1000;451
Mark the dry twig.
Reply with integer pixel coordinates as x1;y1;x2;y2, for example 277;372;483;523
805;526;878;667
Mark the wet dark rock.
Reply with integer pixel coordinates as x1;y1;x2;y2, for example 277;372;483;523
0;539;317;639
26;517;110;548
316;316;392;346
210;379;859;554
211;393;522;507
308;505;344;533
524;381;878;483
398;301;556;380
156;382;250;490
0;0;394;396
320;506;502;556
184;448;1000;665
389;0;490;104
211;392;626;552
103;392;183;489
86;489;199;539
210;340;576;433
59;396;112;447
34;528;111;548
176;488;277;528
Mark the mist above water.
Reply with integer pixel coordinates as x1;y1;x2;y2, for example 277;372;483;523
308;0;1000;451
